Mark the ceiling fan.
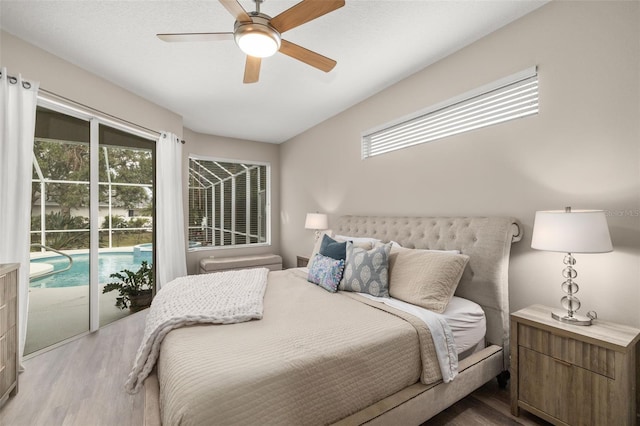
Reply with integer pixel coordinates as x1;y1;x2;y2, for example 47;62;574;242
157;0;345;84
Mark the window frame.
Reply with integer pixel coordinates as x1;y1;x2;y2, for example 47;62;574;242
187;154;271;252
362;66;539;159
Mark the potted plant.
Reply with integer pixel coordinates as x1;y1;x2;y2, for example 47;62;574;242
102;261;153;312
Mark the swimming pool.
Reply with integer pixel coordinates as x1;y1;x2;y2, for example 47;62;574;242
30;251;153;288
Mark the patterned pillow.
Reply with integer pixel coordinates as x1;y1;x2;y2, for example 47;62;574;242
307;253;345;293
340;242;392;297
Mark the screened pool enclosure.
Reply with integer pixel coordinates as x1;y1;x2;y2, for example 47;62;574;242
188;157;269;248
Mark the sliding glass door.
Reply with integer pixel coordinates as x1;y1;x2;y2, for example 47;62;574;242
98;125;155;327
28;105;155;355
29;108;91;354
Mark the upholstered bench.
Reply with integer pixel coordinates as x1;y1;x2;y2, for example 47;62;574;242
199;254;282;274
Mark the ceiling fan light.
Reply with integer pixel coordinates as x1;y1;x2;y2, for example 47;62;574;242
235;24;281;58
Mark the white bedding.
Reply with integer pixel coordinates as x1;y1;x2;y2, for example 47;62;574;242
359;293;486;355
441;296;486;354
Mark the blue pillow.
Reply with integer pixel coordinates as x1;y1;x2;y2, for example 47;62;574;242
307;254;345;293
319;234;347;261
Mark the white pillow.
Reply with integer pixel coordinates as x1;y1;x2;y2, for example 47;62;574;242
334;234;381;245
390;240;460;254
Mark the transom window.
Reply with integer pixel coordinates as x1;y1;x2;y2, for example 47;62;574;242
362;67;539;158
188;156;270;249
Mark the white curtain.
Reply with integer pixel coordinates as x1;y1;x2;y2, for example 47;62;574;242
0;68;39;366
156;132;187;289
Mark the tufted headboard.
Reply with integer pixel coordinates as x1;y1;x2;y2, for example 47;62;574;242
336;215;522;370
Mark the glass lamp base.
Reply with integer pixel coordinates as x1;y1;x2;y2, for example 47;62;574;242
551;311;592;326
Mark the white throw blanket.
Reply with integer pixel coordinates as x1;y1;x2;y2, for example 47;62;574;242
124;268;269;394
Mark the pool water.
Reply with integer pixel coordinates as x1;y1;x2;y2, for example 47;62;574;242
30;251;153;288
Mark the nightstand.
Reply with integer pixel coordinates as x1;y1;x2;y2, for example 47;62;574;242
296;256;309;267
510;304;640;425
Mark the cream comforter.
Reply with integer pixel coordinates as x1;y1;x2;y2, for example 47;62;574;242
157;268;442;425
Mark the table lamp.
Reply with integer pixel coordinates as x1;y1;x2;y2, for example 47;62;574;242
531;207;612;326
305;213;328;241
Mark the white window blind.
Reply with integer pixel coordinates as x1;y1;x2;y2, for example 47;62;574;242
362;67;539;159
188;157;269;249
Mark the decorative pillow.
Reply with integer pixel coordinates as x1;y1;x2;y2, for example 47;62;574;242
307;254;345;293
335;234;381;246
334;236;375;252
307;229;334;267
340;242;392;297
389;240;460;254
319;234;347;260
388;246;470;313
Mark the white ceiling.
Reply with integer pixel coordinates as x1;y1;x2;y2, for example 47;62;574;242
0;0;546;143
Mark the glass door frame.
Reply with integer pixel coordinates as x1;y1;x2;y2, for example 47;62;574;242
37;94;157;334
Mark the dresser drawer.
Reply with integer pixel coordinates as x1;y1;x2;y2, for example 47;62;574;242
0;271;18;336
0;326;17;399
0;264;19;405
517;323;615;379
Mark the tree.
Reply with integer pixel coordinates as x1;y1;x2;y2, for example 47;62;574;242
32;141;90;216
99;147;152;209
32;141;153;215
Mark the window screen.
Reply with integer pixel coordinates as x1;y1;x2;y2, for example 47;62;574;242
362;67;539;158
188;157;269;249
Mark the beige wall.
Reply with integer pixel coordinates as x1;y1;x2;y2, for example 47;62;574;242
280;1;640;327
183;128;281;275
0;31;183;136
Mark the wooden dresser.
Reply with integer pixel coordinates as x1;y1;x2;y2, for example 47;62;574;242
0;263;19;407
511;304;640;425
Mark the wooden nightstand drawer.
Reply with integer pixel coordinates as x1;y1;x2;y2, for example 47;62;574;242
518;346;615;424
511;305;640;426
518;323;615;378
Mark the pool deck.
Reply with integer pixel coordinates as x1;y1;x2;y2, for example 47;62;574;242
27;247;145;356
26;284;133;355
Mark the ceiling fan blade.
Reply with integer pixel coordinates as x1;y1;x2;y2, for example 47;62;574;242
244;56;261;84
157;32;234;42
219;0;252;23
279;39;336;72
270;0;345;33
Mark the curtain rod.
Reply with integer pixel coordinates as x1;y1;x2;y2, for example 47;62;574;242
38;88;186;143
3;70;186;144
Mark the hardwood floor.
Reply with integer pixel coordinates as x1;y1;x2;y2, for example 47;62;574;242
0;310;147;426
0;310;549;426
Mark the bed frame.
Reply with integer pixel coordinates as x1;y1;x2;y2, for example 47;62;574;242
331;215;522;424
144;215;522;425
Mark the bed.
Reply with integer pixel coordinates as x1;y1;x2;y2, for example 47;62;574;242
143;215;522;425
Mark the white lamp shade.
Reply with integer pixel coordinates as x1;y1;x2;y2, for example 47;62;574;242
531;209;612;253
305;213;328;230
